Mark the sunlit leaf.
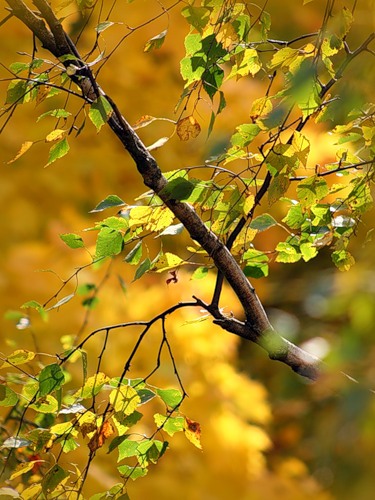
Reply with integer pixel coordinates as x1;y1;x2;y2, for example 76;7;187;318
76;372;109;399
10;460;43;480
7;141;33;164
109;385;141;414
45;129;67;142
155;388;183;407
184;417;202;449
60;233;85;249
275;241;301;263
154;413;184;436
0;386;19;407
89;95;113;132
144;30;167;52
117;464;147;481
191;266;209;280
124;241;143;265
95;21;116;33
0;349;35;369
90;195;126;212
153;252;184;272
96;227;124;258
30;395;59;414
45;138;70;167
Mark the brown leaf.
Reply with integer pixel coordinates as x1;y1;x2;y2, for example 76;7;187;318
176;116;201;141
87;421;114;452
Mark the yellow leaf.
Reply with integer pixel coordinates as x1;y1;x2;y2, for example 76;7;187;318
9;460;44;480
129;206;153;228
109;385;140;414
45;129;67;142
153;252;183;272
184;417;202;449
243;194;254;215
7;141;33;164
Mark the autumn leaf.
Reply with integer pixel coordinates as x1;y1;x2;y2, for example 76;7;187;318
176;116;201;141
184;417;202;449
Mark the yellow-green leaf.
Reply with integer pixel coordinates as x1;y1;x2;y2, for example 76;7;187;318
0;349;35;369
109;385;141;414
153;252;184;272
45;129;67;142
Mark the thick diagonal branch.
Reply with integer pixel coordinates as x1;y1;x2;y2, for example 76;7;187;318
5;0;321;380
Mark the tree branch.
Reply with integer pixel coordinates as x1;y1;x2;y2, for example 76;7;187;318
5;0;321;380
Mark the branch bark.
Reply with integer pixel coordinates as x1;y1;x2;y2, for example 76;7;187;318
5;0;321;380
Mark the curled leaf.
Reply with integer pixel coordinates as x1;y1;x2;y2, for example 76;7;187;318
176;116;201;141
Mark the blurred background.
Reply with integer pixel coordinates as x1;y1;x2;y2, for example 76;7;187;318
1;0;375;498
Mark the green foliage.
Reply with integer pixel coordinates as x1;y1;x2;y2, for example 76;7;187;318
0;340;196;497
1;0;375;498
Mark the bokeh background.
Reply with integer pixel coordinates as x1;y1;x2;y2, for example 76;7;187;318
1;0;375;498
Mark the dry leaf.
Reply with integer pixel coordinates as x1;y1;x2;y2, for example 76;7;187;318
176;116;201;141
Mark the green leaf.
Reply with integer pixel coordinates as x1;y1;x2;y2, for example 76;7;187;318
45;138;70;166
9;61;31;74
300;242;318;262
268;175;290;205
90;195;126;213
117;464;147;481
114;437;139;461
134;258;152;281
89;96;113;132
231;123;260;148
137;439;167;466
96;227;124;258
60;233;84;249
250;214;277;231
144;30;167;52
0;386;19;407
155;388;183;408
332;249;355;271
275;242;301;263
41;464;69;495
95;21;116;33
38;364;65;397
30;395;58;414
37;109;71;122
137;388;156;404
191;266;209;280
160;177;195;201
203;65;224;100
282;203;305;229
124;241;143;265
243;249;269;278
154;413;185;436
6;80;29;104
297;176;329;208
20;300;48;321
181;6;210;33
